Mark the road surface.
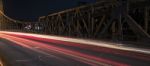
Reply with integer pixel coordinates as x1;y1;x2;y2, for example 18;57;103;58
0;31;150;66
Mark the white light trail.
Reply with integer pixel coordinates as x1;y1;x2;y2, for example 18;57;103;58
0;31;150;54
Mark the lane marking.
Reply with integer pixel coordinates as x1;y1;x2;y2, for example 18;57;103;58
16;59;31;62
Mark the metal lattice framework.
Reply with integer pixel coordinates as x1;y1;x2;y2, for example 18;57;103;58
39;0;150;45
0;0;150;46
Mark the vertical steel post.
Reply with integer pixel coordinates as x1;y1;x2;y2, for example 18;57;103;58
144;7;149;32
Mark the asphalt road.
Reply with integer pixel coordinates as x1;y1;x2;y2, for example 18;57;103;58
0;33;150;66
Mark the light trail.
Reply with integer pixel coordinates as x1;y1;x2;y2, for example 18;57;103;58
1;31;150;61
0;31;150;55
1;31;150;65
3;33;150;62
0;33;129;66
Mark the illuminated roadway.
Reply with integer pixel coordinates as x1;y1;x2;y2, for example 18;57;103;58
0;31;150;66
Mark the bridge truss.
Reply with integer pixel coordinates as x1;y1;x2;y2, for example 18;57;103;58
0;0;150;46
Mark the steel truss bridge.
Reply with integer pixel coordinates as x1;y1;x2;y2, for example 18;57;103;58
1;0;150;46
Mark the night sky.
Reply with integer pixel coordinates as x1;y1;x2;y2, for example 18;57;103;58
3;0;96;21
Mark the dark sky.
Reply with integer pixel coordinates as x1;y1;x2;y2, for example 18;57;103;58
3;0;96;21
